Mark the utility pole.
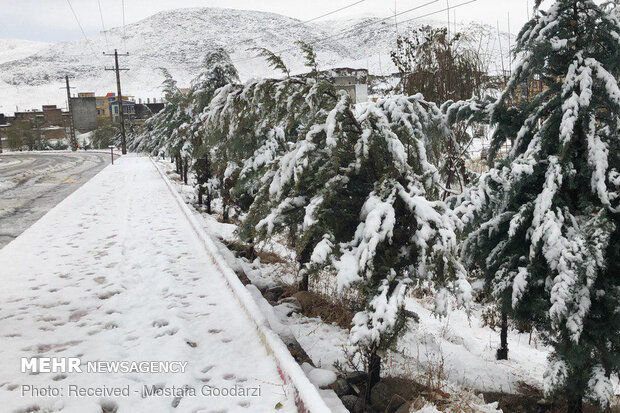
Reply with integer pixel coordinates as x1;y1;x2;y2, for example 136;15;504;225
64;76;78;151
104;49;129;154
446;0;450;39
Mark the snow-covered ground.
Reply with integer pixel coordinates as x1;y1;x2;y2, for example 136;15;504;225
0;155;299;412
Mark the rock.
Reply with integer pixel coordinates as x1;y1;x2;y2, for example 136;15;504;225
300;362;314;374
371;381;406;413
331;378;353;397
307;367;337;388
285;341;313;365
293;290;314;312
345;371;367;385
276;297;301;315
264;286;285;303
341;395;364;413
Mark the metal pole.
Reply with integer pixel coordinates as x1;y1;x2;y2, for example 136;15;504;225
105;49;129;155
113;50;127;155
65;76;78;151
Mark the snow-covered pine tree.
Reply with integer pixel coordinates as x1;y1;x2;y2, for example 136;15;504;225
297;40;319;81
239;80;356;290
296;94;471;402
457;1;620;409
130;69;188;156
241;92;471;398
177;48;239;207
200;75;316;221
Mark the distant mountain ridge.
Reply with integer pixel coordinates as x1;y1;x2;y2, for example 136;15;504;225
0;7;508;115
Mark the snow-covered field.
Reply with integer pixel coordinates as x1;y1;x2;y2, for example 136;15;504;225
0;156;301;412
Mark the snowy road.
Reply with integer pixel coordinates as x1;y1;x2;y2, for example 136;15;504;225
0;152;109;248
0;156;296;412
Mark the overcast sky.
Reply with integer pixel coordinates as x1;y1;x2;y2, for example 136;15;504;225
1;0;533;43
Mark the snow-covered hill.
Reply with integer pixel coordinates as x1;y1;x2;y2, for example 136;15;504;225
0;7;509;115
0;39;49;65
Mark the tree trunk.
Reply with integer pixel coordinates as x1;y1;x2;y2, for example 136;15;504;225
297;242;313;292
248;238;256;261
496;311;509;360
364;346;381;405
222;204;229;223
298;272;309;292
183;157;188;184
566;395;583;413
197;186;203;206
206;189;212;214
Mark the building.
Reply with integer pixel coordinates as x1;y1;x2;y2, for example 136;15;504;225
10;106;70;144
95;94;111;121
95;93;136;122
41;105;65;126
14;109;46;131
71;93;98;132
109;97;136;121
330;68;369;104
512;76;545;104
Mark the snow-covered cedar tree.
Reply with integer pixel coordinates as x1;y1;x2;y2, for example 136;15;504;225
297;40;319;81
238;80;352;279
129;68;188;156
196;42;321;216
455;1;620;410
200;76;316;220
439;95;504;193
322;95;471;400
175;48;239;207
249;47;290;78
247;88;471;399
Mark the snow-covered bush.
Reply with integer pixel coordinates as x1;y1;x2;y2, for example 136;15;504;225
455;1;620;409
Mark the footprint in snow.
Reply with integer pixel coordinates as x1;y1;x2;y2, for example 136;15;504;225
152;319;169;328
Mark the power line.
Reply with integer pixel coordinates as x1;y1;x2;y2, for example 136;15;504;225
232;0;440;64
395;0;479;26
65;0;100;61
97;0;109;48
122;0;127;52
326;0;479;48
299;0;368;25
310;0;440;47
225;0;369;54
179;0;371;66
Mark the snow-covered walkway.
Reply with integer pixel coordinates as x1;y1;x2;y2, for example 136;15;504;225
0;156;296;412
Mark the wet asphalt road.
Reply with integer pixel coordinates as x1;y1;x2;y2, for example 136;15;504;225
0;152;110;249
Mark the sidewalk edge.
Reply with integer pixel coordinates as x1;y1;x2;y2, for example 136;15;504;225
149;157;332;413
